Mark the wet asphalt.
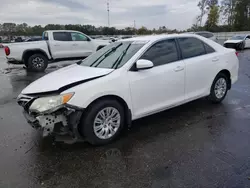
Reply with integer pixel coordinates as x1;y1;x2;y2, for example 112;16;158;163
0;47;250;188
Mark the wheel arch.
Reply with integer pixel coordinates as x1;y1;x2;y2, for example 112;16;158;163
22;49;49;63
213;69;231;90
85;94;132;127
96;45;106;51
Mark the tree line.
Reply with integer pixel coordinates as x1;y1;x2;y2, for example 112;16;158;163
193;0;250;32
0;23;182;37
0;0;249;37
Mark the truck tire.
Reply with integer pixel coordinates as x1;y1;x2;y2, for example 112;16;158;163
27;54;48;72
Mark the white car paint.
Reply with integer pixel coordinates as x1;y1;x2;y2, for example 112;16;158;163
5;30;110;63
22;64;114;94
20;34;239;121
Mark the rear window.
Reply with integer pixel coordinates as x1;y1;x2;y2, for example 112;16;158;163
204;43;215;54
53;32;71;41
196;32;214;38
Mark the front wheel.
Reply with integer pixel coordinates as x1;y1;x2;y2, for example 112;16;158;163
27;54;48;72
79;99;125;145
208;73;229;103
239;42;245;50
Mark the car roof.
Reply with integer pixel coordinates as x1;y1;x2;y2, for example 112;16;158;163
120;33;201;42
195;31;213;33
233;34;247;36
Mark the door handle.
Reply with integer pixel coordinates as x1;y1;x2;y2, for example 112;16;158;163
212;57;219;62
174;66;184;72
54;44;60;47
72;44;79;46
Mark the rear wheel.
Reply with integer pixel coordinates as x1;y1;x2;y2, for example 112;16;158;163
79;99;125;145
27;54;48;72
208;73;229;103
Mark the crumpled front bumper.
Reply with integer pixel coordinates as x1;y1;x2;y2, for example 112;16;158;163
224;42;244;50
18;94;84;139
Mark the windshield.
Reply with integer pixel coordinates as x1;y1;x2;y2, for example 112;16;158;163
79;41;147;69
231;35;245;40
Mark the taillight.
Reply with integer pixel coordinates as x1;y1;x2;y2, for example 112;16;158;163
235;51;239;57
4;46;10;56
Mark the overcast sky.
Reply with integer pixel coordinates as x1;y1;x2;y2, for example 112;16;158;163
0;0;201;30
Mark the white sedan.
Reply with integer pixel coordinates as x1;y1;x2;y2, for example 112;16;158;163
17;34;239;145
224;34;250;50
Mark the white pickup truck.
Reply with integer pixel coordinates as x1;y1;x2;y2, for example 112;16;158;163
4;30;110;72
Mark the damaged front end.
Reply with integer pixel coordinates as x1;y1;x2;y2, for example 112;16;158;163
17;94;84;140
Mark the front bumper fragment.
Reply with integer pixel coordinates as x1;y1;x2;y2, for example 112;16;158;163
224;42;244;50
22;105;84;139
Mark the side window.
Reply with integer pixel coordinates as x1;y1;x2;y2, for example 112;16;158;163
43;32;48;41
53;32;71;41
140;39;179;66
246;35;250;39
71;32;88;41
204;43;215;54
178;37;206;59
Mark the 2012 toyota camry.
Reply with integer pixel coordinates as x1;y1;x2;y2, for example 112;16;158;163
17;34;239;145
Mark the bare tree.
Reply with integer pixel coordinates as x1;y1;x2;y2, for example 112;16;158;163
221;0;236;27
198;0;209;26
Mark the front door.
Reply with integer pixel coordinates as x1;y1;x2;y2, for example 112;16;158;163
128;39;185;118
70;32;95;57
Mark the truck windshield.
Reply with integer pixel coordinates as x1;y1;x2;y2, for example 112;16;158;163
79;41;147;69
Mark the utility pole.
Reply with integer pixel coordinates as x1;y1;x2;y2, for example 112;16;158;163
134;20;136;35
107;0;110;27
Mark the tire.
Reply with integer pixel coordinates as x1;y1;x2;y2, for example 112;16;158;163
27;54;48;72
80;99;125;145
240;42;245;51
208;73;229;104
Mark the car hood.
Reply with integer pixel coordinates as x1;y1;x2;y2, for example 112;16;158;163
21;64;114;94
224;40;243;44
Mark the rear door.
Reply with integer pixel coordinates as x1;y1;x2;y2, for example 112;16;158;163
177;37;218;101
49;32;73;59
70;32;95;57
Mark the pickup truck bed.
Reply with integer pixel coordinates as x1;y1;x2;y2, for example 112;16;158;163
6;41;51;63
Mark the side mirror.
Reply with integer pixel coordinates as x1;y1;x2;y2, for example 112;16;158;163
136;59;154;70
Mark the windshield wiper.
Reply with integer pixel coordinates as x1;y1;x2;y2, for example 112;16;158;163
89;43;123;67
112;43;131;69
